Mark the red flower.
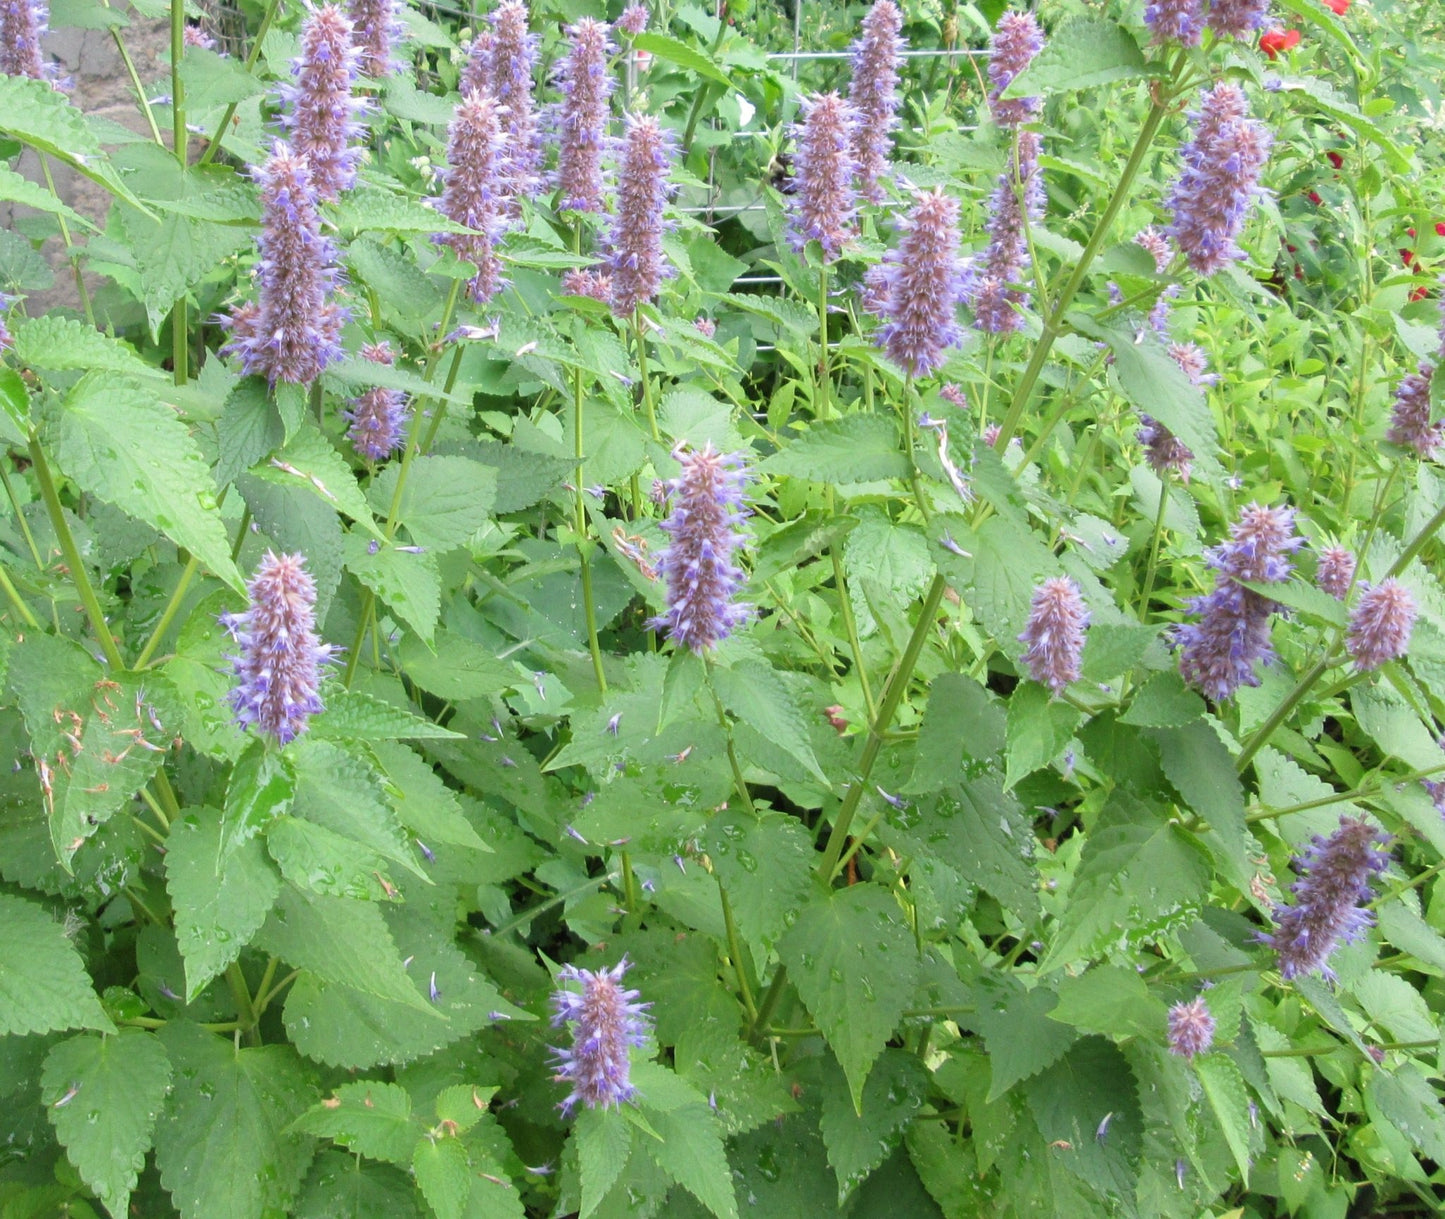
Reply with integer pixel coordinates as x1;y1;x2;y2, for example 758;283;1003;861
1307;190;1323;205
1326;150;1343;170
1410;286;1429;302
1322;0;1349;14
1259;28;1301;58
1437;222;1445;238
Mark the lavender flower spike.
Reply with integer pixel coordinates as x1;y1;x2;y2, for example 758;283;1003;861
1165;81;1271;277
1137;415;1194;483
607;114;675;318
1314;545;1355;600
969;128;1043;334
222;552;336;745
550;958;651;1115
1144;0;1204;46
1263;816;1389;980
436;91;512;305
1166;997;1215;1059
1177;502;1302;700
555;18;614;214
488;0;540;194
1205;0;1271;39
1;0;49;79
1018;576;1089;695
459;28;493;96
847;0;904;204
649;444;750;653
221;142;347;386
345;341;410;462
348;0;404;78
1384;362;1443;458
868;188;967;377
1347;578;1416;671
987;11;1045;128
281;4;366;202
615;3;648;36
788;92;859;261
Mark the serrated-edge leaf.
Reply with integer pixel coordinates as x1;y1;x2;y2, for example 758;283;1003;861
0;891;114;1036
758;415;908;485
290;1081;416;1165
1195;1053;1253;1181
309;688;465;740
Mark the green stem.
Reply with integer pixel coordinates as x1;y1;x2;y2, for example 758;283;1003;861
633;312;659;442
197;0;283;166
1247;761;1445;824
746;965;789;1045
171;299;188;385
1385;498;1445;580
98;4;164;145
39;156;94;327
718;881;758;1023
225;962;260;1044
28;435;123;668
140;785;170;833
1235;653;1340;774
486;873;614;938
902;375;930;526
0;562;39;628
1;460;47;576
1138;469;1170;620
816;573;948;881
170;0;186;164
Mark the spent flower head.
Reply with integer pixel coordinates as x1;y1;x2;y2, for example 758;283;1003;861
1018;576;1089;695
867;188;968;376
550;958;651;1116
1136;415;1194;483
281;4;366;202
847;0;904;204
1347;578;1416;671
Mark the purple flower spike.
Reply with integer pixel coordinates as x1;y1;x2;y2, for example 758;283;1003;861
1205;0;1271;39
1347;578;1416;671
348;0;404;78
460;28;493;96
555;18;614;214
607;114;675;318
847;0;904;204
1137;415;1194;483
1385;363;1443;458
221;142;347;386
1315;546;1355;600
1169;341;1216;387
788;92;860;261
222;551;336;745
615;3;648;36
867;188;967;377
1165;82;1271;277
1144;0;1205;46
1018;577;1089;695
1177;502;1302;700
281;4;366;202
1263;816;1389;981
649;444;750;653
1;0;50;79
969;128;1043;334
437;91;513;304
550;958;651;1116
1166;997;1215;1059
987;11;1045;128
0;293;14;351
345;341;409;462
488;0;540;195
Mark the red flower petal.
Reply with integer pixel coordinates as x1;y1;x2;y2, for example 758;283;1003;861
1259;28;1301;58
1323;0;1349;14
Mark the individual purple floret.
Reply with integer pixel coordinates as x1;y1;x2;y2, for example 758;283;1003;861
847;0;904;204
222;551;336;745
1205;0;1271;39
1;0;49;80
183;23;215;49
436;91;512;304
550;958;651;1116
1315;545;1355;600
488;0;540;195
460;28;493;96
1165;81;1271;277
1347;578;1416;671
1177;502;1302;700
987;11;1044;128
1424;780;1445;818
867;188;968;377
615;3;648;36
348;0;404;78
1137;415;1194;483
1144;0;1204;46
1018;576;1089;695
1169;341;1216;387
788;92;859;261
561;267;612;301
281;4;366;202
969;128;1043;334
1263;816;1389;981
607;114;674;318
221;143;347;386
345;341;409;462
555;18;613;214
649;444;750;653
0;293;13;350
1166;996;1215;1059
1385;363;1443;457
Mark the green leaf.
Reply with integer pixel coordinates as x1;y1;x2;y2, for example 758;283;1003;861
819;1049;928;1203
711;660;828;787
1005;683;1081;789
759;415;908;485
371;739;487;851
1118;672;1205;728
0;891;113;1036
414;1136;471;1219
704;810;813;955
294;1151;422;1219
166;808;282;1002
45;373;244;592
310;689;466;741
576;1105;633;1219
1352;969;1436;1044
177;47;265;110
632;32;732;87
640;1091;739;1219
117;201;249;338
1274;74;1411;176
916;780;1040;924
234;473;345;622
220;740;297;858
0;162;92;230
215;379;284;487
1049;966;1169;1042
1041;794;1211;971
11;316;160;378
448;440;575;513
368;455;496;551
843;509;934;638
907;673;1005;791
1237;577;1349;628
41;1030;171;1219
963;975;1077;1101
1152;720;1249;882
290;1081;416;1165
251;423;381;535
1194;1053;1253;1182
0;365;29;443
254;884;438;1014
343;533;441;645
1369;1065;1445;1164
779;887;917;1113
154;1022;316;1219
1001;15;1148;98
